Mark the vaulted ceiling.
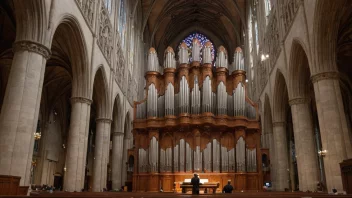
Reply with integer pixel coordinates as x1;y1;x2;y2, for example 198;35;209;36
141;0;246;61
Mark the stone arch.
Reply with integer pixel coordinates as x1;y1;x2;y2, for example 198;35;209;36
49;14;90;98
272;69;289;122
92;65;109;118
312;0;347;75
13;0;47;44
288;40;312;99
112;94;122;133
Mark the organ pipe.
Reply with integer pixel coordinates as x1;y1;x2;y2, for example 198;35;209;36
138;148;148;172
236;137;246;172
217;82;227;115
147;83;157;117
147;48;159;72
178;42;189;64
233;83;245;116
164;47;176;68
221;146;229;172
227;95;234;116
215;46;228;69
194;146;202;171
191;76;201;114
174;144;179;171
180;139;185;171
186;142;192;172
165;83;175;116
179;76;189;114
212;139;220;172
149;137;159;172
160;148;172;172
233;47;244;72
202;41;213;64
203;143;212;172
202;76;212;113
192;38;201;62
246;148;257;172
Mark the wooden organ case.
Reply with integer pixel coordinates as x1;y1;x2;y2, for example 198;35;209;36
132;40;262;193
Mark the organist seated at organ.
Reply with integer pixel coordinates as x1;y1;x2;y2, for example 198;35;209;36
180;174;219;194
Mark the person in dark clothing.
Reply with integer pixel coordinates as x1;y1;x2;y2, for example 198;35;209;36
222;180;234;193
191;173;200;194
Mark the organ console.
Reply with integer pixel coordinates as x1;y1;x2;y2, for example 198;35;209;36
132;40;262;193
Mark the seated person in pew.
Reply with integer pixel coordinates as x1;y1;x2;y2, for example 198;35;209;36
222;180;233;193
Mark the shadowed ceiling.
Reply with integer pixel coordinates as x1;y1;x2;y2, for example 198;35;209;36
141;0;246;62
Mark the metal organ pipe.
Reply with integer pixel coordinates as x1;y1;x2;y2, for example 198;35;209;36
147;83;158;117
236;137;246;172
179;76;189;114
202;76;212;113
178;42;189;64
165;83;174;116
217;82;227;115
192;38;201;62
215;46;228;69
147;48;159;72
233;47;244;71
191;76;200;114
202;41;213;64
233;83;245;116
164;47;176;69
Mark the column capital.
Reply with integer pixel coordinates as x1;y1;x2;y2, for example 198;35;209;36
13;40;51;60
289;98;310;106
96;118;112;123
272;122;285;127
311;72;339;83
70;97;92;105
112;131;124;136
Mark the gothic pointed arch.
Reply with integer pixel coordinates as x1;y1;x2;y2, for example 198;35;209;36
92;65;109;119
272;70;289;122
288;40;311;99
49;15;90;99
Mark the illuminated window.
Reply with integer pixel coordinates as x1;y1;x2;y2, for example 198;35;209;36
265;0;272;17
104;0;112;14
179;32;216;63
119;0;127;49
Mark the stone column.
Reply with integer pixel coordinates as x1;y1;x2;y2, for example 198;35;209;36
92;118;111;192
63;97;91;192
289;98;319;191
0;41;50;185
121;136;132;186
111;131;124;190
272;122;289;191
312;72;351;192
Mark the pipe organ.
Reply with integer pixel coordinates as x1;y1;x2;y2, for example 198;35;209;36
133;42;262;192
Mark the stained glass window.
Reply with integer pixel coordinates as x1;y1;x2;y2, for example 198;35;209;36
104;0;112;14
179;33;216;63
119;0;127;49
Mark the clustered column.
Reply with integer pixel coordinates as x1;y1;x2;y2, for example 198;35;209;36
64;97;92;192
312;72;351;192
93;118;112;192
289;98;319;191
0;40;50;186
272;122;289;191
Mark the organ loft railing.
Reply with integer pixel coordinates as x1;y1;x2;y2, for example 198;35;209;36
132;39;262;192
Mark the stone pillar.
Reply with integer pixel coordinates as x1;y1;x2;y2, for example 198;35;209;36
63;97;91;191
312;72;351;192
121;137;132;186
289;98;319;191
111;131;124;190
0;41;50;185
92;118;111;192
272;122;289;191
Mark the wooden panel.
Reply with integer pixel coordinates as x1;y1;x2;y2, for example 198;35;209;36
247;175;258;190
235;174;246;191
161;175;174;192
0;175;21;195
149;175;159;192
17;186;29;195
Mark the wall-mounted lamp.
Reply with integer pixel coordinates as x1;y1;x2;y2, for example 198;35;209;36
64;167;67;172
318;150;327;156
